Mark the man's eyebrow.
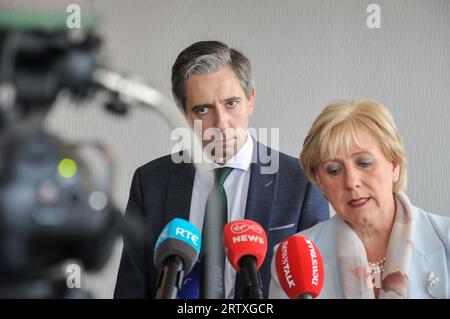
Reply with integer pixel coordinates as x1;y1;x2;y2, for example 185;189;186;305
222;96;241;103
191;97;241;109
191;103;212;110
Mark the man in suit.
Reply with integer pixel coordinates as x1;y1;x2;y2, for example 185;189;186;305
114;41;329;298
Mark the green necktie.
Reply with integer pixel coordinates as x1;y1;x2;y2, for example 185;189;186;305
201;167;234;299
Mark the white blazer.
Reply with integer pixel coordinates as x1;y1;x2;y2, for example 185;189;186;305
269;204;450;299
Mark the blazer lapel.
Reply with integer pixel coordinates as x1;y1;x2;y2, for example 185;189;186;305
234;142;275;298
314;217;342;299
165;162;195;223
244;141;275;232
410;249;448;298
409;209;449;298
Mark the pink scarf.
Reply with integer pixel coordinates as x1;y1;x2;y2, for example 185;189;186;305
335;192;415;298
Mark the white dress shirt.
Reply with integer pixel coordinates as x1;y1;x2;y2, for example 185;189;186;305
189;133;254;299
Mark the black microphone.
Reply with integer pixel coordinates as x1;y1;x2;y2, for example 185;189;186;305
154;218;201;299
223;219;268;299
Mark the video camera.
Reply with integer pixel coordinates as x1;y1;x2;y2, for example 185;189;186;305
0;10;125;298
0;9;211;298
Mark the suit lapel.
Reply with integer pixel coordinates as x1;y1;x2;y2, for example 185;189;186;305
314;217;343;299
165;162;195;222
409;249;448;298
235;142;275;298
244;141;275;232
409;209;449;298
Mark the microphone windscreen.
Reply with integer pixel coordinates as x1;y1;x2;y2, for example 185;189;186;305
154;218;201;273
275;235;324;298
223;219;267;271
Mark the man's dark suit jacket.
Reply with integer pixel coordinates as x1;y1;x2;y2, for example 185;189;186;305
114;141;329;298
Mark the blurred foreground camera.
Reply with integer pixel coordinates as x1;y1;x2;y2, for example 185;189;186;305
0;10;125;298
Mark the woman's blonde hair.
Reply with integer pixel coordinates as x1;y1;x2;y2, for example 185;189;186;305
300;100;407;192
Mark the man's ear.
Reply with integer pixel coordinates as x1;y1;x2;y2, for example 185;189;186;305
248;88;256;115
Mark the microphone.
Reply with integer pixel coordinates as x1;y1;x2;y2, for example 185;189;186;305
154;218;201;299
223;219;267;299
275;235;324;299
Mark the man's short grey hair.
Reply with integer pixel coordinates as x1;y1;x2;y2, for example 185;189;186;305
171;41;255;110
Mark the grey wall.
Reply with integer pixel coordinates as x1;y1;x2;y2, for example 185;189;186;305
2;0;449;298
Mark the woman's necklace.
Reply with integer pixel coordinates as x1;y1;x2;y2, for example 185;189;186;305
368;257;386;275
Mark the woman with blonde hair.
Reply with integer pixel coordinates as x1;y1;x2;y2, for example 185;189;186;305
270;100;450;299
